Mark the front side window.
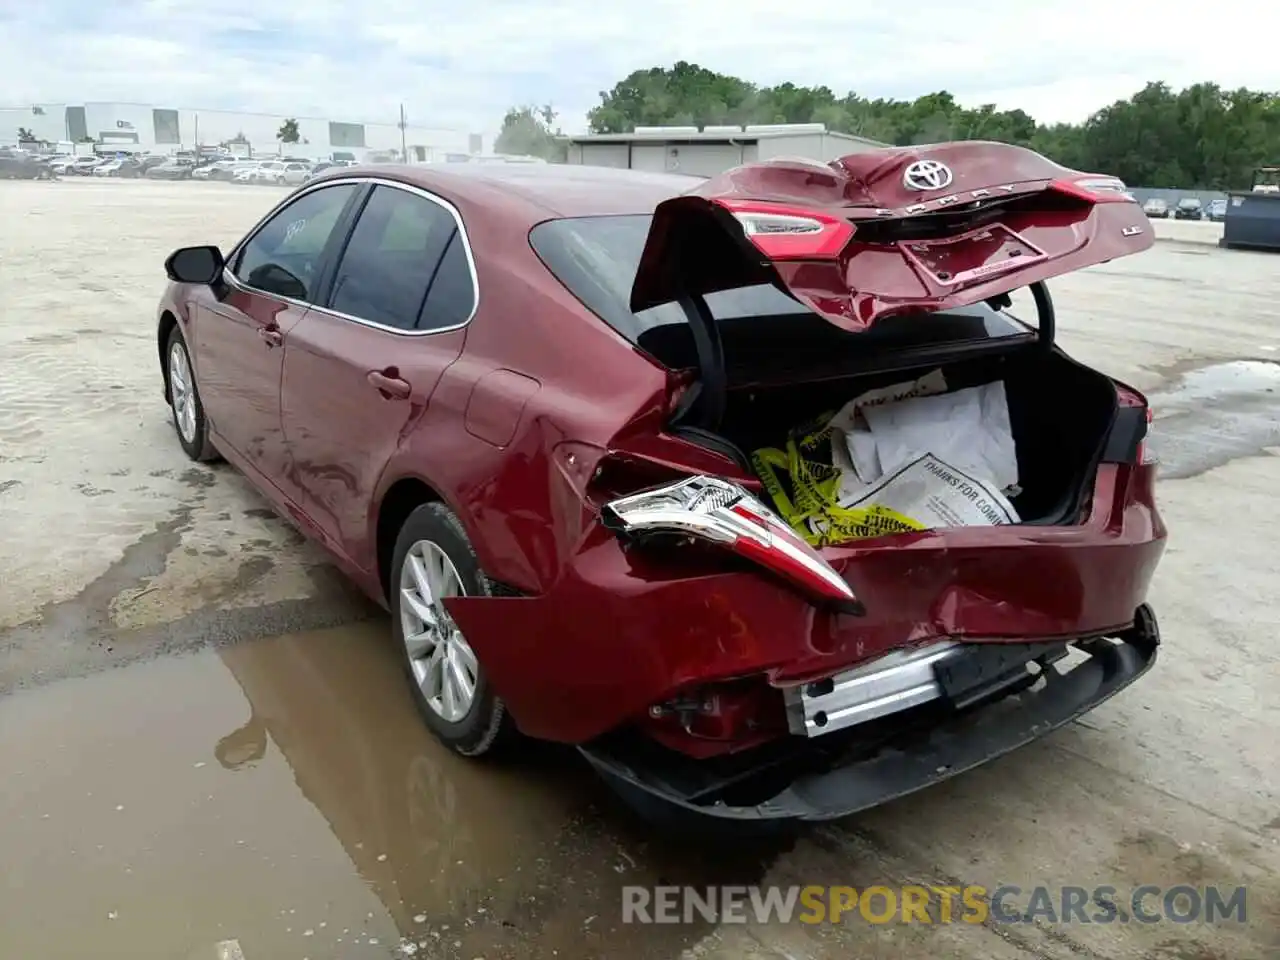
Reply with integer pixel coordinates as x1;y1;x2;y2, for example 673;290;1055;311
326;185;461;331
233;183;358;302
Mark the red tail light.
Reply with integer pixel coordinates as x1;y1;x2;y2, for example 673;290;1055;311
600;475;862;612
712;199;856;260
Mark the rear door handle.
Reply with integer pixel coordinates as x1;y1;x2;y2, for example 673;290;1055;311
367;368;411;400
258;326;283;347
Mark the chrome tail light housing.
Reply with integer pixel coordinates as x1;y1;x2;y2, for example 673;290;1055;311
601;475;863;614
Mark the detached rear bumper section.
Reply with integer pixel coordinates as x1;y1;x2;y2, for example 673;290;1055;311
580;604;1160;822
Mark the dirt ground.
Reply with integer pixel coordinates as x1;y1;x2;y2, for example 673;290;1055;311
0;178;1277;960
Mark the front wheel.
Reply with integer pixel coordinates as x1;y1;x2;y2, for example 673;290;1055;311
165;327;218;462
390;503;516;756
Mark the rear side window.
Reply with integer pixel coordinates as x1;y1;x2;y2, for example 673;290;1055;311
529;214;1031;352
327;185;459;331
419;232;476;331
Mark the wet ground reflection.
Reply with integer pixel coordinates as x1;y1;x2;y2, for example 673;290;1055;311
0;622;787;960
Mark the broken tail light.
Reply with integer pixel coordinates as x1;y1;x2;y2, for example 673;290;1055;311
1106;385;1156;465
600;475;863;613
712;199;855;260
1049;176;1135;204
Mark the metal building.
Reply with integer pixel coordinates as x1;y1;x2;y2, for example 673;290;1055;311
0;101;473;160
564;123;887;177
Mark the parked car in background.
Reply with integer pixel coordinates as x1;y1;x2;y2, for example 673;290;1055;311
279;162;312;186
1174;197;1204;220
93;157;142;178
1207;198;1227;222
304;159;360;182
1142;197;1169;219
154;150;1165;823
139;155;171;173
193;159;241;181
0;149;58;179
147;159;195;180
251;160;288;184
69;156;105;175
232;162;262;184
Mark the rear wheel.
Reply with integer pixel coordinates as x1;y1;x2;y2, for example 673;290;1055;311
165;327;218;462
391;503;515;756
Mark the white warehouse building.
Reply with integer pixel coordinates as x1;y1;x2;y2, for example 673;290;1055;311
1;101;478;160
564;123;887;177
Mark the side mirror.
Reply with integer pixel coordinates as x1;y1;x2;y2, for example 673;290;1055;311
164;245;224;285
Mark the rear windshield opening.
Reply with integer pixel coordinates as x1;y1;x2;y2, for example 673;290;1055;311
529;214;1037;374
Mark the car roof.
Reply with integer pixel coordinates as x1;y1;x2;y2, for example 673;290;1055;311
309;162;703;221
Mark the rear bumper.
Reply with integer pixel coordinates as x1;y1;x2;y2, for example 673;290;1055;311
581;605;1160;822
449;464;1164;744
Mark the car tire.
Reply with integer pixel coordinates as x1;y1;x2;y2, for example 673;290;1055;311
165;327;219;462
390;502;516;757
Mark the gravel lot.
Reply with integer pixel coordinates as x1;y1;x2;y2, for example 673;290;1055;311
0;178;1277;960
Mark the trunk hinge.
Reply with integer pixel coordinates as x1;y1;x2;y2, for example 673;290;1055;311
669;292;728;432
1029;280;1056;351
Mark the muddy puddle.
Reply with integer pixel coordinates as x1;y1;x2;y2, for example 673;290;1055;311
0;623;787;960
1147;360;1280;478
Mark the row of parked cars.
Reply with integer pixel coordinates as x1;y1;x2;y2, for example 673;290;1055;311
6;150;358;185
190;157;358;185
1142;196;1227;222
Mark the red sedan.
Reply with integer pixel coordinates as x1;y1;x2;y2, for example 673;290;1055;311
156;144;1165;821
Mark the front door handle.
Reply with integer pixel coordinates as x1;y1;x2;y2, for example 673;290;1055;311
367;368;411;400
258;326;283;348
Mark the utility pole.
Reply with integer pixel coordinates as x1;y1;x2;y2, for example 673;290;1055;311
399;103;408;162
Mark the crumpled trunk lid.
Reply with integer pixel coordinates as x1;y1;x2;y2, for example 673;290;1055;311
629;140;1152;331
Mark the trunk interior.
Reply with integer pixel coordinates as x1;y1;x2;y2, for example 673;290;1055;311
640;307;1120;528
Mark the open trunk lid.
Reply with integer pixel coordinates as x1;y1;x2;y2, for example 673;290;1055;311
629;140;1152;331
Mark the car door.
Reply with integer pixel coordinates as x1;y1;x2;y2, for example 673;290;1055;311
280;182;476;570
192;181;361;480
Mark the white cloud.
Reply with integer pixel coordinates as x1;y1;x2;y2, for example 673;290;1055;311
1;0;1276;140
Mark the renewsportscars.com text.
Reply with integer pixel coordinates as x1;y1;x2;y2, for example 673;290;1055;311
621;884;1249;926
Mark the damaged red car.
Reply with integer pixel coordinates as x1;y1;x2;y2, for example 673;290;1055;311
156;141;1165;822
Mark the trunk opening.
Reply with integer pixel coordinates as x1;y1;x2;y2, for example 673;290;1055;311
645;287;1117;532
695;343;1118;529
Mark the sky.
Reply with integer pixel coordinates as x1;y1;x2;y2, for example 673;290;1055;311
0;0;1275;140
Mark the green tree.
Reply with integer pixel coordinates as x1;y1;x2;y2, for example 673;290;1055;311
577;63;1280;189
494;104;567;161
277;118;300;144
16;127;35;143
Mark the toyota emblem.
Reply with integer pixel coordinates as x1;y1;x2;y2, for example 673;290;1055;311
903;159;954;192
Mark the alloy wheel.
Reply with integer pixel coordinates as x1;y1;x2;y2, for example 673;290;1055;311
398;540;480;722
168;342;197;444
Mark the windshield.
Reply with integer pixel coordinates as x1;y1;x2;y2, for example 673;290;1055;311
1179;198;1200;208
530;214;1031;354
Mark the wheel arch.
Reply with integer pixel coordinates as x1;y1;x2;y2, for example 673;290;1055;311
158;310;179;402
374;475;448;603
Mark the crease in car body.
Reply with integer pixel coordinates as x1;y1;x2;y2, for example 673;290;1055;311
157;142;1166;824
